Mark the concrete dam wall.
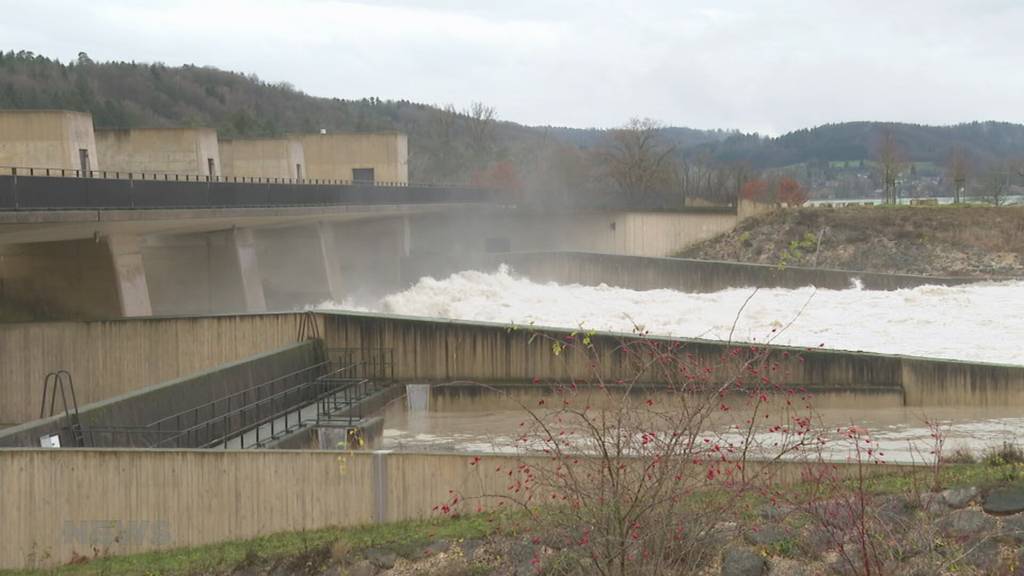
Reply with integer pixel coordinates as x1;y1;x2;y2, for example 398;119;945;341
1;311;1021;428
493;251;985;293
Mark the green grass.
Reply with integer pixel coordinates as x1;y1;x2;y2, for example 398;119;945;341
1;513;512;576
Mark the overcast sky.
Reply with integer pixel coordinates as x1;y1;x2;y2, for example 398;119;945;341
1;0;1021;134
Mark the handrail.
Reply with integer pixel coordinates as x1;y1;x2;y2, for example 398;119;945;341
145;360;332;430
76;348;394;449
0;164;482;190
154;366;364;448
207;376;372;449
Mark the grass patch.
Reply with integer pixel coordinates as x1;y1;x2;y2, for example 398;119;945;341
1;513;513;576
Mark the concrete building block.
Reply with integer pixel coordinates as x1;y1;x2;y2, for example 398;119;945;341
219;138;305;180
299;132;408;184
95;127;220;176
0;110;98;171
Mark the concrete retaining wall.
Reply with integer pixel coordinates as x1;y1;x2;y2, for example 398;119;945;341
319;311;1024;407
407;208;740;263
494;251;983;293
0;314;319;425
0;340;323;448
0;449;518;568
0;448;915;569
1;311;1022;431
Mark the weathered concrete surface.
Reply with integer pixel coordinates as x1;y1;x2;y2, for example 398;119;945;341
2;310;1022;425
0;448;913;570
106;234;152;317
300;132;408;184
0;314;317;425
95;127;220;176
0;203;476;245
219;137;305;180
0;238;125;319
0;110;97;171
406;207;741;264
0;340;323;448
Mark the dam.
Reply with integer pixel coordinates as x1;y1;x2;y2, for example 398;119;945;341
2;111;1023;571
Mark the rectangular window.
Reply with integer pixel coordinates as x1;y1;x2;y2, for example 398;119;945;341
352;168;375;184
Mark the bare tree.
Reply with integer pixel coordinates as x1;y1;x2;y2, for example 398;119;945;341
464;101;497;169
946;147;970;204
419;104;461;183
874;131;906;205
602;118;676;208
982;161;1012;206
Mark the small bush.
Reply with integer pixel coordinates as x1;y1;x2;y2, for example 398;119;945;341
944;446;977;465
982;442;1024;466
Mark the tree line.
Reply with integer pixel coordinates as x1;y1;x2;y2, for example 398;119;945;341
2;50;1022;208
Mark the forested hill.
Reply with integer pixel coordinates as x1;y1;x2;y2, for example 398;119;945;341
2;50;1024;203
697;121;1024;169
0;50;554;185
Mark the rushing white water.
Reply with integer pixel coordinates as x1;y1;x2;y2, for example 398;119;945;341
315;265;1024;365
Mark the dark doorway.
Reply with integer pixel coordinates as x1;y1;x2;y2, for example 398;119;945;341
207;158;216;177
352;168;375;184
78;149;90;175
296;163;303;181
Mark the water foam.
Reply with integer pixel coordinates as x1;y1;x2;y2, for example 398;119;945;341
315;265;1024;364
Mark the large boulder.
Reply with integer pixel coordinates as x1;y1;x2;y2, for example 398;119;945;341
941;486;978;509
722;547;767;576
940;509;997;537
984;486;1024;516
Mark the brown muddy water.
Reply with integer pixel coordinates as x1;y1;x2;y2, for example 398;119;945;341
378;384;1024;464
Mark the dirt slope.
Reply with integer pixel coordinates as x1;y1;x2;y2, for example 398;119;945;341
680;206;1024;277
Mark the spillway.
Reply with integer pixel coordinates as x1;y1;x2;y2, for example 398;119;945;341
316;265;1024;365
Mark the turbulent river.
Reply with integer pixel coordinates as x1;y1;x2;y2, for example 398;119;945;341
316;265;1024;365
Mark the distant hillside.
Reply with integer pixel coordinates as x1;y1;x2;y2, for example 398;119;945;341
2;49;1023;204
542;125;732;151
694;121;1024;169
0;50;552;186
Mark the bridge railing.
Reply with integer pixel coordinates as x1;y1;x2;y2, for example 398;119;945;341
0;165;495;210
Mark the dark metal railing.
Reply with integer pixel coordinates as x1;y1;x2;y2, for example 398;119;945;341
143;361;334;447
238;375;376;449
0;165;495;211
79;348;393;449
168;368;370;449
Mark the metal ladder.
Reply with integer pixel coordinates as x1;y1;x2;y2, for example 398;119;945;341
40;370;86;447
